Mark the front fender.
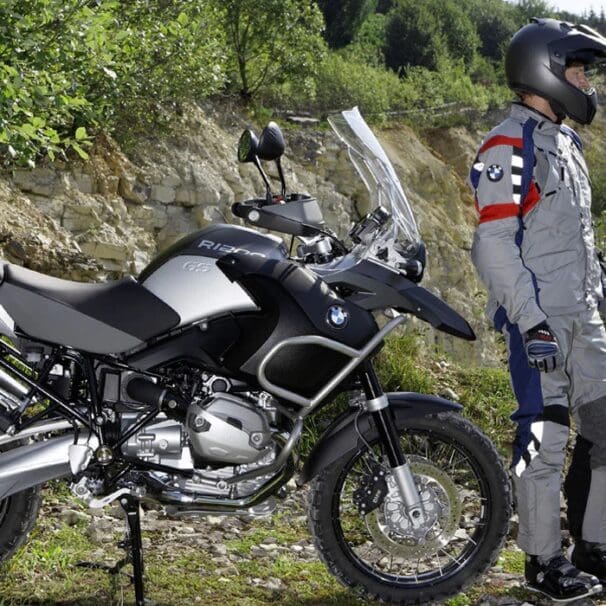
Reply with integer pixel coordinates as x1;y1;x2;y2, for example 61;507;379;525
299;392;462;484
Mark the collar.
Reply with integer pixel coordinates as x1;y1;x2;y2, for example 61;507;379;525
510;103;561;136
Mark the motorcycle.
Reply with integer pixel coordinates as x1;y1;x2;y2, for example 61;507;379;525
0;107;510;605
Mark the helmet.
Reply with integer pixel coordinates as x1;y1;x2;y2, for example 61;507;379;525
505;18;606;124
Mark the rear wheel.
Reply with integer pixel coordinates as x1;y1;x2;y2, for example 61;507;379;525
0;442;42;563
308;412;511;604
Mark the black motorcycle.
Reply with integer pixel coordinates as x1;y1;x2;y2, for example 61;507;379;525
0;108;510;605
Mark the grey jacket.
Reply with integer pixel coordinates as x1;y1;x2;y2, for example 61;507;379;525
469;103;602;333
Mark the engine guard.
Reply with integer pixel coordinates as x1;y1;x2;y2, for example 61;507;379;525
299;392;462;484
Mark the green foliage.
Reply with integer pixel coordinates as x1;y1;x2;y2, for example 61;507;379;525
498;549;525;573
453;365;515;454
585;125;606;217
384;1;446;73
465;0;520;62
2;0;585;162
317;0;377;48
219;0;326;100
0;0;226;164
348;13;388;66
515;0;557;23
309;51;408;115
384;0;480;74
376;333;436;393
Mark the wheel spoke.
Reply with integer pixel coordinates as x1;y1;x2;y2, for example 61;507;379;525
333;423;497;585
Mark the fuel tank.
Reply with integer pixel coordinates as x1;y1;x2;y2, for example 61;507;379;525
139;225;288;327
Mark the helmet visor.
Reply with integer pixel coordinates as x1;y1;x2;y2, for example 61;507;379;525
549;23;606;70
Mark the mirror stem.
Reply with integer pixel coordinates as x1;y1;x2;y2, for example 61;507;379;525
276;159;286;198
253;156;273;201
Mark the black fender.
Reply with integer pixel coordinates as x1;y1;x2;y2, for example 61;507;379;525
299;392;462;484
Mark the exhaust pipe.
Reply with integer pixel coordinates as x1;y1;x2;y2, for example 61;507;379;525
0;366;29;400
0;433;98;500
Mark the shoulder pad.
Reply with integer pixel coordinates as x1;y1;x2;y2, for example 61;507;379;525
560;124;583;152
478;119;524;155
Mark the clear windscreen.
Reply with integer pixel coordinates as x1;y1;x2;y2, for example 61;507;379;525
328;107;420;253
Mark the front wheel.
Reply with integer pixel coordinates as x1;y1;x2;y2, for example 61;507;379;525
308;412;511;604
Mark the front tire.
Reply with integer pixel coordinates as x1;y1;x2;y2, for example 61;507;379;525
308;412;511;604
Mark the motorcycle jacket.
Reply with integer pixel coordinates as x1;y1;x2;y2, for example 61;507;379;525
469;103;603;333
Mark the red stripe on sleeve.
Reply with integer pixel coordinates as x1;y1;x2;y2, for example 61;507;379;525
476;181;541;224
479;135;523;153
478;202;520;223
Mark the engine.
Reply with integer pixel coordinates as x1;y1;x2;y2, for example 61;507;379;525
119;378;278;466
76;367;288;502
186;393;273;464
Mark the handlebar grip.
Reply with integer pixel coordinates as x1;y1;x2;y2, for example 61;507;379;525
232;202;245;218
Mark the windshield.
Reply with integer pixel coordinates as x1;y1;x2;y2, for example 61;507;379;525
328;107;420;254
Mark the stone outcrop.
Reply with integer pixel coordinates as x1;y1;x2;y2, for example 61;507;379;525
0;102;514;364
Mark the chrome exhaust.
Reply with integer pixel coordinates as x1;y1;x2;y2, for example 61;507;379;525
0;419;79;446
0;366;29;400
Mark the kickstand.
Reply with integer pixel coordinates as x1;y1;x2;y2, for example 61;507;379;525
120;495;146;606
79;495;148;605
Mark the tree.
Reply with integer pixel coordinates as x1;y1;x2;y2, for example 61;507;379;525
219;0;326;99
348;13;388;66
515;0;556;23
316;0;377;48
384;1;443;73
463;0;520;62
384;0;479;74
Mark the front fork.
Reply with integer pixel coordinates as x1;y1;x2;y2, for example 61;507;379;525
359;363;426;525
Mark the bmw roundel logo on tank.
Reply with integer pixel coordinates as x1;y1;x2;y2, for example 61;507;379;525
327;305;349;329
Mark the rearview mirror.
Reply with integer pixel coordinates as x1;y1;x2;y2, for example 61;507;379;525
237;129;259;163
257;122;285;161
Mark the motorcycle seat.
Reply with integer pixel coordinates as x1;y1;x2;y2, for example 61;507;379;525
0;263;180;355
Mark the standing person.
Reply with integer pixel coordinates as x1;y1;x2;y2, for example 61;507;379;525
469;18;606;602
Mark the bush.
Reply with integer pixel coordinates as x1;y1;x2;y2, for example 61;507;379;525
309;51;410;115
0;0;227;164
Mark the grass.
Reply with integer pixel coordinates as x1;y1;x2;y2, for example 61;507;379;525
376;332;437;394
0;500;367;606
498;548;525;575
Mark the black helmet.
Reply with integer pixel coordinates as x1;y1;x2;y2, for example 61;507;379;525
506;18;606;124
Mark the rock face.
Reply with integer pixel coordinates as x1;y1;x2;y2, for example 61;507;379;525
0;102;506;365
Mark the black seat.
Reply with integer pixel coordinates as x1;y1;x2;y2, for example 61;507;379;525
0;264;180;354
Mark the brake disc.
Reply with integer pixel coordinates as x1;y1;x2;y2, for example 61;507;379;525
364;457;463;559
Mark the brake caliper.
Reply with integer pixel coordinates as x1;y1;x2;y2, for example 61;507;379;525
353;461;388;516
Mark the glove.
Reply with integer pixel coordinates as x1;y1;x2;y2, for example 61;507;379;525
524;322;562;372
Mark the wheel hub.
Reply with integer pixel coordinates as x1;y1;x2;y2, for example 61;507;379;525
365;456;462;558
